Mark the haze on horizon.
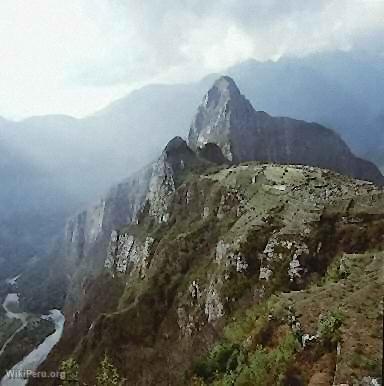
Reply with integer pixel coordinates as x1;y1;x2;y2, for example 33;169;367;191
0;0;383;120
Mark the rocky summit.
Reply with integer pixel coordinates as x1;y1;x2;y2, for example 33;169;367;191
19;78;383;386
188;76;384;186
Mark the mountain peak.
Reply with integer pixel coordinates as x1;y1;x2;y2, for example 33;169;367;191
164;136;188;154
188;76;255;159
203;76;241;109
212;75;239;94
161;136;200;180
188;77;384;185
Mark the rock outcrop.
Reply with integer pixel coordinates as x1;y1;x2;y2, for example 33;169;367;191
46;137;209;313
188;76;384;185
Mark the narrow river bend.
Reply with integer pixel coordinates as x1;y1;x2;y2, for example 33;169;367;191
0;280;65;386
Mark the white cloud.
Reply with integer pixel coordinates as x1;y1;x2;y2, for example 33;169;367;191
0;0;383;118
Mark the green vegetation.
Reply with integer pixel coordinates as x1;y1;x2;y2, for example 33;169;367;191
193;332;299;385
60;358;80;386
223;296;284;345
96;353;122;386
223;304;269;345
317;310;344;348
0;316;22;348
193;343;244;381
193;295;300;385
324;256;351;283
236;333;299;385
59;354;123;386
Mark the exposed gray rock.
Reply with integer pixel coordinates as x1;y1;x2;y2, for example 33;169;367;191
189;280;201;300
59;137;204;312
177;307;193;336
147;136;208;222
203;206;210;218
63;137;199;264
146;154;175;223
301;333;318;348
259;266;273;281
261;237;310;283
233;254;248;273
62;165;153;262
105;232;134;275
205;279;224;322
359;377;381;386
215;240;229;263
105;231;154;278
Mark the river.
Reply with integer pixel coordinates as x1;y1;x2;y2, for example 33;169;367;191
0;294;28;358
0;280;65;386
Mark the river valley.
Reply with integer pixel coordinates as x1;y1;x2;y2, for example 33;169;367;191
0;277;64;386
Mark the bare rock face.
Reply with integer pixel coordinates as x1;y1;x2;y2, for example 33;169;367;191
55;137;204;312
188;76;255;161
62;165;154;261
188;76;384;185
62;137;199;261
147;136;200;223
105;230;154;278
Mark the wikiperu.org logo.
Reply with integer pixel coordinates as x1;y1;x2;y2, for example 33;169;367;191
5;369;66;380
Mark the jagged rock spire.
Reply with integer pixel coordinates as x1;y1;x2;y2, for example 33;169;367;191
188;76;255;160
204;76;241;108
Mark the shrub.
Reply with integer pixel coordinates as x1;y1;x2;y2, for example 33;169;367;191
325;256;350;283
205;333;299;385
223;302;269;345
237;333;298;385
236;346;269;385
223;297;283;346
193;343;243;381
318;310;344;348
96;353;122;386
59;358;79;386
271;332;299;371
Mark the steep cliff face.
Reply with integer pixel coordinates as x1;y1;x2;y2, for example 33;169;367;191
32;137;210;314
62;165;153;261
188;76;384;186
41;159;383;386
63;137;203;262
59;166;153;312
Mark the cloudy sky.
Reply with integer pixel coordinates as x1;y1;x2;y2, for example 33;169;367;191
0;0;383;119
